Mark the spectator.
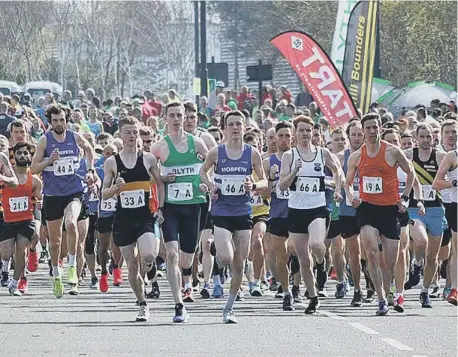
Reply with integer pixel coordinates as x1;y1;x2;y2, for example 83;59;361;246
295;86;313;107
208;81;225;108
60;90;74;109
0;102;16;135
237;86;251;110
199;96;212;118
279;85;293;103
214;93;231;114
142;91;162;122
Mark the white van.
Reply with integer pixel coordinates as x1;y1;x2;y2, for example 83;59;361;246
24;81;63;101
0;80;22;96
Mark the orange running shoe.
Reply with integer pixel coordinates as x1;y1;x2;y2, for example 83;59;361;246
18;277;28;294
113;268;123;286
447;288;457;306
99;273;109;293
27;250;38;273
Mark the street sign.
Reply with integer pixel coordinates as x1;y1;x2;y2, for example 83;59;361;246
246;64;273;82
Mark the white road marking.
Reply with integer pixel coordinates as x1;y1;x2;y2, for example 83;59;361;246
348;322;379;335
319;310;347;320
411;355;429;357
380;338;414;351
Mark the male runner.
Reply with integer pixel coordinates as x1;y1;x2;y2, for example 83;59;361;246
31;105;94;298
404;123;447;308
103;116;164;322
264;121;295;310
433;148;458;305
279;115;343;314
346;113;415;315
200;110;267;323
151;102;208;322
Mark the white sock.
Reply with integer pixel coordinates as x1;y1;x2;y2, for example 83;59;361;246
2;259;10;273
253;279;260;285
414;259;423;266
421;286;428;293
213;274;222;287
53;266;60;277
68;254;76;267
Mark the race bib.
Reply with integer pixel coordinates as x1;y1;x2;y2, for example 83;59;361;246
120;190;145;209
88;190;99;202
101;198;116;212
297;177;320;194
362;176;383;194
221;177;245;196
168;183;193;202
275;185;290;200
9;196;28;212
422;185;436;201
54;158;75;176
250;193;263;206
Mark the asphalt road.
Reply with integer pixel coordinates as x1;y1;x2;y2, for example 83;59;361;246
0;262;456;357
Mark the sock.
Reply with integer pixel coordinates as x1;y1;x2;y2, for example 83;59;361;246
30;247;36;252
394;292;402;299
213;274;222;287
2;259;10;273
415;259;423;266
68;254;76;267
53;266;60;277
421;286;428;293
225;292;237;311
253;279;259;285
184;282;192;291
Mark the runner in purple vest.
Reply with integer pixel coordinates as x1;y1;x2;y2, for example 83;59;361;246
31;105;94;298
200;110;267;324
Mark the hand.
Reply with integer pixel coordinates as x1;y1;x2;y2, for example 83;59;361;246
35;201;43;210
210;186;219;201
154;209;165;225
244;177;253;192
114;173;126;192
351;196;361;208
162;173;176;183
85;172;95;186
294;159;302;171
48;149;59;164
333;191;343;203
199;183;209;193
397;200;408;214
270;164;279;180
417;202;425;216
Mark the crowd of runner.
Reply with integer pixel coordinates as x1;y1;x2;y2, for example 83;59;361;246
0;85;456;323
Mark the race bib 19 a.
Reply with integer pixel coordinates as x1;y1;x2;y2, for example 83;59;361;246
9;196;28;212
101;198;116;212
168;183;193;202
54;158;75;176
297;177;320;194
249;193;263;206
422;185;436;201
362;176;383;194
221;177;245;196
120;190;145;209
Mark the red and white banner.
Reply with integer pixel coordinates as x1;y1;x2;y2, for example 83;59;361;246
270;31;358;127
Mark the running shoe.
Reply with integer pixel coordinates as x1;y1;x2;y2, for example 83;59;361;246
443;287;452;300
212;284;224;298
269;277;279;291
53;277;64;298
99;273;109;293
282;294;295;311
429;284;441;298
420;292;432;308
364;290;375;303
192;278;200;292
335;282;347;299
305;297;320;314
69;284;79;296
351;290;363;307
27;250;38;273
39;249;48;264
404;262;422;290
8;281;21;296
200;283;211;299
236;288;245;301
173;303;188;323
393;294;405;313
90;276;99;289
146;281;160;299
275;284;284;299
317;288;328;298
1;271;10;287
447;288;457;306
113;268;123;286
292;285;302;303
260;281;269;291
18;277;28;294
249;283;263;297
222;309;237;324
387;292;394;306
183;288;195;302
136;302;149;322
376;300;389;316
67;266;78;285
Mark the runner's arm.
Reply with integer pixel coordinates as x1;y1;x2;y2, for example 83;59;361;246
30;135;50;174
74;132;95;170
0;152;18;187
263;157;274;192
101;157;117;200
148;154;165;209
395;147;415;197
278;150;295;191
194;137;209;161
252;149;267;192
323;149;342;192
199;146;217;191
32;175;43;201
344;151;360;201
201;132;217;150
432;151;456;190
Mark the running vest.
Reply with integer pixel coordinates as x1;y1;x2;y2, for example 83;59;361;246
96;162;117;218
42;131;83;196
115;152;151;220
250;171;269;217
212;144;252;217
161;134;205;205
288;146;326;210
409;147;442;207
340;149;359;217
2;170;34;223
358;141;399;206
448;150;457;203
87;120;102;137
79;158;99;215
269;154;288;219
